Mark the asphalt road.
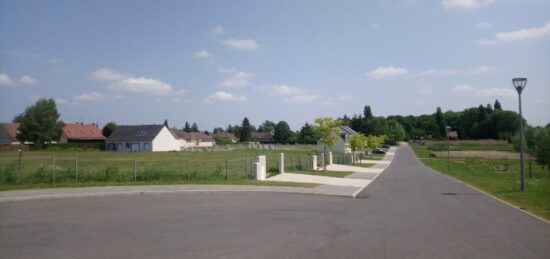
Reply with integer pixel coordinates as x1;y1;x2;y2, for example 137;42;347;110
1;145;549;258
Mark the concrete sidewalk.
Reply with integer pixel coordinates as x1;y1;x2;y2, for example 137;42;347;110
267;173;370;187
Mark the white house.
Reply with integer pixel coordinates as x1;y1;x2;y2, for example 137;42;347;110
170;129;215;150
106;124;180;152
317;125;357;154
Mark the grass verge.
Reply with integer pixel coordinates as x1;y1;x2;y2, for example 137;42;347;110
410;143;550;221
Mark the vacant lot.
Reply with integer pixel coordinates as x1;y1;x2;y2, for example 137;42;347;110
432;151;521;159
0;147;322;190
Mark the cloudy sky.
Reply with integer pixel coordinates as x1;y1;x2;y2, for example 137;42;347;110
1;0;549;130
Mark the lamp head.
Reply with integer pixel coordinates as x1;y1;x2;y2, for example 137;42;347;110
512;78;527;94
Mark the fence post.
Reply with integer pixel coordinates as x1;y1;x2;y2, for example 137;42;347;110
52;154;55;184
328;152;333;165
225;158;228;180
75;156;78;182
290;156;293;170
312;155;317;170
244;157;247;178
187;158;190;181
133;156;137;182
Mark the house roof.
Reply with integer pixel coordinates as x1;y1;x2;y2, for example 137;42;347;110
107;125;166;142
63;123;105;140
212;132;237;140
171;129;213;141
0;123;20;144
339;125;357;136
251;131;274;141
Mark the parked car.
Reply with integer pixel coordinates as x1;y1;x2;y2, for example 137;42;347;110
373;148;386;154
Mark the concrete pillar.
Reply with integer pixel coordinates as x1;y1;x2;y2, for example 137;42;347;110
328;152;333;165
255;155;266;180
279;153;285;174
312;155;317;170
320;154;325;169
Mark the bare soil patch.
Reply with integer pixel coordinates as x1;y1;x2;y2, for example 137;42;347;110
432;151;520;159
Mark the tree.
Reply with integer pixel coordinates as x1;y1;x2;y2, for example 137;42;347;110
386;119;406;144
434;107;447;138
274;121;293;144
15;98;64;144
494;99;502;111
258;120;276;132
298;122;318;144
363;105;373;120
347;133;367;152
102;122;117;138
184;122;191;133
240;117;252;142
313;117;342;171
163;119;169;128
213;127;224;134
366;135;385;150
191;122;199;132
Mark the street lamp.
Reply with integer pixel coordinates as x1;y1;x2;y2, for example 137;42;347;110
446;126;451;173
513;77;527;192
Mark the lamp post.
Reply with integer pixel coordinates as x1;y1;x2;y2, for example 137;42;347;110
446;126;451;173
513;77;527;192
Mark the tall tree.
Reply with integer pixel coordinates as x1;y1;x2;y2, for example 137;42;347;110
191;122;199;132
274;121;293;144
15;98;64;144
163;119;169;128
363;105;373;120
434;107;447;138
494;99;502;111
102;122;117;138
298;122;318;144
184;121;191;133
258;120;276;132
313;117;342;171
240;117;252;142
386;119;406;144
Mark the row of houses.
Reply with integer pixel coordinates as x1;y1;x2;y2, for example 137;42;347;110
1;122;356;153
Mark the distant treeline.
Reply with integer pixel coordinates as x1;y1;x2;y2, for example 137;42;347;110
339;100;522;141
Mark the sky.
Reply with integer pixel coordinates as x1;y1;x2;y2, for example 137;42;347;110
1;0;549;131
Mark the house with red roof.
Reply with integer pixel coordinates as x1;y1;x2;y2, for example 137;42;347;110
60;123;105;143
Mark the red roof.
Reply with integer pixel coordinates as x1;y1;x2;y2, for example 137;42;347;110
63;123;105;140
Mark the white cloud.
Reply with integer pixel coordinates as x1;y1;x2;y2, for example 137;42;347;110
55;98;67;104
441;0;495;11
366;66;408;79
263;84;305;96
476;88;515;97
193;50;214;58
211;26;225;35
477;21;491;29
0;73;14;86
205;91;248;103
92;69;129;81
415;66;496;77
74;92;125;102
18;75;39;85
415;86;434;95
108;77;173;95
453;84;474;93
285;94;321;104
217;71;253;88
45;58;63;64
337;95;353;101
217;67;237;73
221;38;260;50
479;22;550;45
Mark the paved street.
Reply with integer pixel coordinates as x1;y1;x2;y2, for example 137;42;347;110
1;144;549;258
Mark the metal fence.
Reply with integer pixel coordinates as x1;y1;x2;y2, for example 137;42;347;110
0;155;260;185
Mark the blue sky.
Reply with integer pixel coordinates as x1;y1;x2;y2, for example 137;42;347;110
1;0;549;131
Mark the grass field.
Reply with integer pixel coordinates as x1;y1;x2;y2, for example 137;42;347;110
424;139;513;151
411;143;550;221
0;147;327;191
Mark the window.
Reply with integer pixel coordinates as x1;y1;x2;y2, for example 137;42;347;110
144;143;150;150
136;131;146;137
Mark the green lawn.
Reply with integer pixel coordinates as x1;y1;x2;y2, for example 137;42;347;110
0;148;322;190
411;143;550;221
286;170;353;178
349;163;376;168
